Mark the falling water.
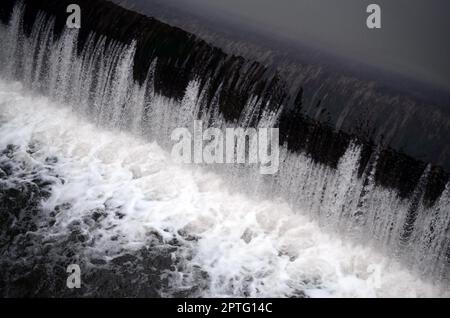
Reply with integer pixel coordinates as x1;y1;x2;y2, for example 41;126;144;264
0;3;449;296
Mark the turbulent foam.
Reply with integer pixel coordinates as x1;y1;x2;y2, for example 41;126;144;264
0;80;448;297
0;2;449;296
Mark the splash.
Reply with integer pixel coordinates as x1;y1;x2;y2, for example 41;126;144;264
0;3;449;295
0;80;448;297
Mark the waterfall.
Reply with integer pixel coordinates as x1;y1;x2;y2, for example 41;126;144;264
0;1;449;295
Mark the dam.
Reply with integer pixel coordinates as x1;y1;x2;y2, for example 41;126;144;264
0;0;449;297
